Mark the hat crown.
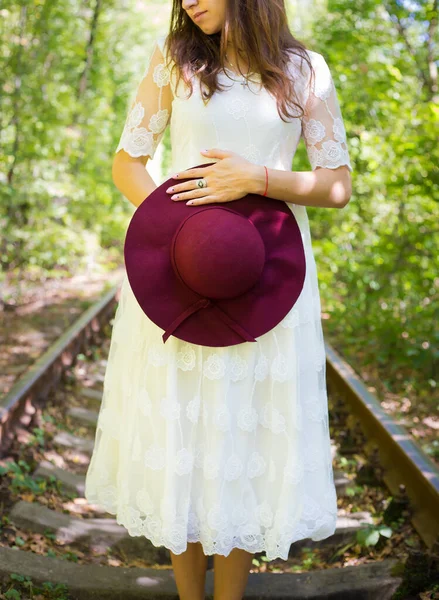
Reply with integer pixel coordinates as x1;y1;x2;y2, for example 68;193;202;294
170;207;265;300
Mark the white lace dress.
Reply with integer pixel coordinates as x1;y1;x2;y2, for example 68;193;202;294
84;33;353;561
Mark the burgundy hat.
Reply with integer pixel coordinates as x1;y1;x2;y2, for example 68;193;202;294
124;162;306;348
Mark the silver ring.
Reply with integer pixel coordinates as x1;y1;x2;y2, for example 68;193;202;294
197;178;207;189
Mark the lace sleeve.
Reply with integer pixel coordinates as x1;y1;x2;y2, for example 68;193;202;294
301;52;353;172
115;35;173;161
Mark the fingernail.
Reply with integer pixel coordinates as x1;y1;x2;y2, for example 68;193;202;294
187;201;193;205
173;173;179;178
171;195;179;200
166;187;174;193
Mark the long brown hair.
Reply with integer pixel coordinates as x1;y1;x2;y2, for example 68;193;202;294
162;0;315;122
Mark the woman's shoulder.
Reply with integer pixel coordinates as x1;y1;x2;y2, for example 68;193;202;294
282;47;330;110
287;47;325;76
155;33;168;49
286;47;332;100
155;33;178;73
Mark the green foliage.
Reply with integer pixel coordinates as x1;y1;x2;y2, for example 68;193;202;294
356;523;393;547
4;588;21;600
298;547;322;570
0;0;165;274
26;426;46;448
6;574;70;599
344;484;365;497
251;554;270;567
294;0;438;402
0;459;61;496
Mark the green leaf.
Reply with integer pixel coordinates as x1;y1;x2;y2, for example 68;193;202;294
5;589;21;599
14;536;26;547
357;527;380;546
378;526;393;538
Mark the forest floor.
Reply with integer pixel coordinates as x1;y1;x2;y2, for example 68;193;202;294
0;262;124;398
321;313;439;469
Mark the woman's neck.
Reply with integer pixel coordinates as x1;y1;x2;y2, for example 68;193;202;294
224;44;251;76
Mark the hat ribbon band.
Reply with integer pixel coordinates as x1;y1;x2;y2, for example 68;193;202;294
162;297;257;344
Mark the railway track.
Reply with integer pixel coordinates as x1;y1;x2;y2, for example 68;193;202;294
0;284;120;454
1;283;438;599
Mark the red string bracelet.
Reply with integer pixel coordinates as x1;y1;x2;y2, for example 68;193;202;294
262;165;268;197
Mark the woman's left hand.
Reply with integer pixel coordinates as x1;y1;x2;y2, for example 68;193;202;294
165;148;258;206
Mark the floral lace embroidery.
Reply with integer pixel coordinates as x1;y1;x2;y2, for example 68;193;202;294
256;501;274;527
260;403;286;434
254;353;269;381
144;445;166;470
86;481;337;561
229;354;248;381
148;343;168;367
270;354;292;382
174;448;195;476
186;395;201;423
247;451;266;478
301;52;352;172
224;454;244;481
203;353;227;380
87;399;337;560
284;458;305;485
225;97;250;120
153;63;170;88
176;343;197;371
115;42;172;160
304;119;326;144
237;407;259;432
208;502;229;530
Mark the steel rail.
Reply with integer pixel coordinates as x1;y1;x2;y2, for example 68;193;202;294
325;342;439;549
0;283;121;454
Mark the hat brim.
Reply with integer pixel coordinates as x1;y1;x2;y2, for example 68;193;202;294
124;162;306;347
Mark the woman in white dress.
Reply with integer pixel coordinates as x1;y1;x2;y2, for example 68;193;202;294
84;0;353;598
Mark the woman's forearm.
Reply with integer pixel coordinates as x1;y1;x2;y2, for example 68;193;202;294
112;154;351;210
111;155;157;208
247;164;352;209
